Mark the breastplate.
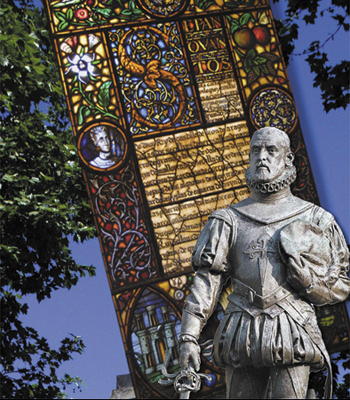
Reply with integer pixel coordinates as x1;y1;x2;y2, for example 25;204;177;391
229;214;289;297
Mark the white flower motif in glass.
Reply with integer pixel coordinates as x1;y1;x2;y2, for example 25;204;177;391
66;53;99;84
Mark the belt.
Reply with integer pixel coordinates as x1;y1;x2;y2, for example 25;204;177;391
232;278;292;309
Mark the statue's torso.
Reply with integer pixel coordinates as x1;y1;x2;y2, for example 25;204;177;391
212;196;328;371
231;217;288;296
229;197;314;297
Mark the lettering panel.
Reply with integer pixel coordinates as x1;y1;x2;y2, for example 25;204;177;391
134;121;250;274
135;122;249;206
182;16;244;122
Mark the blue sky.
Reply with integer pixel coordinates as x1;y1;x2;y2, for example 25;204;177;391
23;1;350;398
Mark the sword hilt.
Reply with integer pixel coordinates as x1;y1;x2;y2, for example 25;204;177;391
174;366;213;399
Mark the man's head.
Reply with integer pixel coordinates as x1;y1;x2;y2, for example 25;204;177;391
90;126;111;153
246;127;296;193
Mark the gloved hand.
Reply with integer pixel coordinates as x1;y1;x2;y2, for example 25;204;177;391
179;341;201;371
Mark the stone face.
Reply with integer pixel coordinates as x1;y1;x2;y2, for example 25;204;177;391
110;374;135;399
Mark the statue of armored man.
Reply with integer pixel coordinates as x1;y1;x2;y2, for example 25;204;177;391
179;127;350;399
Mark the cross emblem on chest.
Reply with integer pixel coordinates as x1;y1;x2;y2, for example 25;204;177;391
243;237;277;285
244;238;276;259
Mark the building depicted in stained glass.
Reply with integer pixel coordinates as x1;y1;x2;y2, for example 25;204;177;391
43;0;349;397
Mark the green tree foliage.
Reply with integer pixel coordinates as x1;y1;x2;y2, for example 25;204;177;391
0;0;96;397
273;0;349;112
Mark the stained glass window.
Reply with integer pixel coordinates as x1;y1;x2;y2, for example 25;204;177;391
43;0;349;397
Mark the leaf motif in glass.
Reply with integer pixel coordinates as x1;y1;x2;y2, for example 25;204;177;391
88;166;159;288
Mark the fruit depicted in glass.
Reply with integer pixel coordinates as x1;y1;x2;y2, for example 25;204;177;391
233;28;256;49
252;26;271;46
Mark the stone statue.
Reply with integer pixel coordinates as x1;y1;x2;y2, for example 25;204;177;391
178;127;350;399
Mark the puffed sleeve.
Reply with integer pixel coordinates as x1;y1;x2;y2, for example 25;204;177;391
319;218;350;304
281;208;350;306
181;209;235;339
309;208;350;305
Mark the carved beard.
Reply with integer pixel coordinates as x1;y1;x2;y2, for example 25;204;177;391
245;165;297;194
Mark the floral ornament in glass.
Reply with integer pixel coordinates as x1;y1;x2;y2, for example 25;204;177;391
61;34;117;125
66;51;99;84
51;0;143;32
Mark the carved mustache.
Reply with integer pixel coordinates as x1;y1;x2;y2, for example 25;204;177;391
256;162;270;172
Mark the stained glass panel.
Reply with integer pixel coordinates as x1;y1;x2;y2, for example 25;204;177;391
43;0;349;396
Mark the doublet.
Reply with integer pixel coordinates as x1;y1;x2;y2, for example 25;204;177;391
183;195;349;379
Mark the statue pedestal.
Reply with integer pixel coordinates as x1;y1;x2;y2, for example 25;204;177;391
110;374;135;399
